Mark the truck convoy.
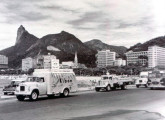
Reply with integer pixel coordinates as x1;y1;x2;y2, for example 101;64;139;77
135;71;149;88
95;72;132;92
148;70;165;90
15;69;78;101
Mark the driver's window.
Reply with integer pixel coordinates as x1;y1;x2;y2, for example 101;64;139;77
40;77;44;82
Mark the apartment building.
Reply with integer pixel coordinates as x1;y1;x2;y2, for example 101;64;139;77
0;55;8;69
148;46;165;68
125;51;148;66
114;58;126;66
96;50;116;67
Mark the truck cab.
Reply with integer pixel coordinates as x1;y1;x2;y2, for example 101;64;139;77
15;69;78;101
135;72;149;88
95;73;127;92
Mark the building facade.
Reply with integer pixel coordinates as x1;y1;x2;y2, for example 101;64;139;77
0;55;8;69
96;50;116;67
114;58;126;66
125;51;148;66
22;57;34;71
148;46;165;68
35;54;59;69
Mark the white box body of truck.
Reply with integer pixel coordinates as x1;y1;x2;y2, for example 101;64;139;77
15;69;78;101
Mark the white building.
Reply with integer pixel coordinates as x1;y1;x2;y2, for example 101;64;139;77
125;51;148;66
35;54;59;69
114;58;126;66
22;57;34;71
96;50;116;67
148;46;165;68
0;55;8;69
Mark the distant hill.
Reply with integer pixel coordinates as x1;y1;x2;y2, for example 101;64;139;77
0;25;97;68
0;25;39;68
84;39;127;58
127;36;165;52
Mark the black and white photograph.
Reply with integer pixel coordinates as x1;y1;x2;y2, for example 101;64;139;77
0;0;165;120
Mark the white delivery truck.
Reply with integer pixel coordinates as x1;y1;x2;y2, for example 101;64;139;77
95;72;131;92
135;71;149;88
15;69;78;101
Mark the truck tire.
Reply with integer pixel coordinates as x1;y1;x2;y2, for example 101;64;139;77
121;84;127;90
136;85;139;88
95;88;100;92
4;92;7;95
29;90;39;101
145;84;148;88
61;88;69;97
106;85;111;91
16;95;25;101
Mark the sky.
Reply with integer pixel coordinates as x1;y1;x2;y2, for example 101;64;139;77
0;0;165;50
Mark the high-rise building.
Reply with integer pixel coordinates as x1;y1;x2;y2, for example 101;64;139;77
125;51;148;66
148;46;165;68
96;50;116;67
0;55;8;69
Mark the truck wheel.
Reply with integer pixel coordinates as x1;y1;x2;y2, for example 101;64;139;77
16;95;25;101
61;89;69;97
95;88;100;92
121;84;127;90
145;84;148;88
29;91;38;101
106;85;111;91
4;92;7;95
111;87;116;91
136;85;139;88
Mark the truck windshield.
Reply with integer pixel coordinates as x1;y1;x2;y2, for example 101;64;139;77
140;75;148;78
27;77;40;82
102;77;112;80
11;81;21;86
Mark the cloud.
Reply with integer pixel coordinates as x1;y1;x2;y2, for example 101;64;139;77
0;0;165;50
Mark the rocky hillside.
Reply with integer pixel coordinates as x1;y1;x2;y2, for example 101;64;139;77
0;25;97;68
127;36;165;52
84;39;127;58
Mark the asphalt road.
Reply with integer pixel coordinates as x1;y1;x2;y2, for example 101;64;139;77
0;88;165;120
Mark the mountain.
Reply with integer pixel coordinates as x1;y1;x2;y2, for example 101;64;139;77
0;26;96;68
0;25;39;68
84;39;127;58
26;31;97;67
127;36;165;52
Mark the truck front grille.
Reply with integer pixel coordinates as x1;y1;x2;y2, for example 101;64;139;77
20;86;25;91
152;81;159;85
